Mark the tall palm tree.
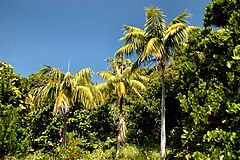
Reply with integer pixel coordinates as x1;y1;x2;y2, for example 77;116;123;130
32;65;102;145
115;7;197;159
97;58;146;154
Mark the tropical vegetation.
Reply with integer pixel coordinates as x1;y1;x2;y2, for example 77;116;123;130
1;1;239;159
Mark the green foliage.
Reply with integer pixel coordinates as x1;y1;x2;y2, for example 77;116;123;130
168;1;240;157
54;132;88;159
29;105;61;151
83;144;162;160
0;62;32;158
4;150;52;160
124;71;161;145
204;0;239;27
0;104;19;156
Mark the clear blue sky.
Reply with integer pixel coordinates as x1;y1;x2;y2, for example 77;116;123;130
0;0;211;82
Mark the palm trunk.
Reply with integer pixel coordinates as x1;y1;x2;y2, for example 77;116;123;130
62;114;68;145
161;73;166;160
117;96;126;155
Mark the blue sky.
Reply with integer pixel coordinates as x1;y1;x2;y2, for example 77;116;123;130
0;0;211;82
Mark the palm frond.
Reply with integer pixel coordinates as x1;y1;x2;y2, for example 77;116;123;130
130;80;146;92
76;68;93;81
167;10;190;27
132;54;153;70
36;65;64;82
98;71;115;81
116;66;122;77
121;25;143;35
64;71;72;80
164;23;188;51
120;31;145;46
130;68;148;81
89;85;104;105
186;26;201;35
53;91;70;116
95;82;112;101
132;87;143;99
115;43;136;57
144;37;165;58
118;82;126;99
96;82;108;91
117;25;146;58
122;67;132;76
120;30;145;41
144;7;165;36
74;86;95;109
106;57;123;71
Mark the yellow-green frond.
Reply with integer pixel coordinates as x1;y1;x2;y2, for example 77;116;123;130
165;23;187;39
75;86;94;109
64;71;71;79
145;7;165;35
118;82;126;98
122;67;132;76
120;31;145;47
130;80;146;92
76;68;93;80
109;76;118;83
89;85;104;105
167;10;190;27
164;23;188;49
130;68;149;82
121;25;143;35
186;26;201;35
95;82;111;101
36;65;64;81
116;67;122;77
53;91;70;116
115;43;136;57
132;88;143;99
98;71;115;81
96;82;108;91
144;37;165;58
120;30;145;41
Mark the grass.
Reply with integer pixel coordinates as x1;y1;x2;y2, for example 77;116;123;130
4;144;163;160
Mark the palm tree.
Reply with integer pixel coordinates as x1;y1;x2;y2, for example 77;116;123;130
32;65;102;145
97;58;146;154
115;7;197;159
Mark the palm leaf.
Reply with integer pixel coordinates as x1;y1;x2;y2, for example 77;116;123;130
115;43;136;57
74;86;94;109
53;90;70;116
144;37;165;58
164;23;188;51
131;87;143;99
98;71;115;81
122;67;132;76
118;82;126;99
144;7;165;36
130;80;146;92
76;68;93;81
167;10;190;27
120;31;145;46
96;82;108;90
121;25;143;35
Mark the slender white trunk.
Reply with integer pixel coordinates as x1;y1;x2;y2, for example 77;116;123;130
117;112;125;155
116;137;120;154
161;73;166;160
116;96;126;155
